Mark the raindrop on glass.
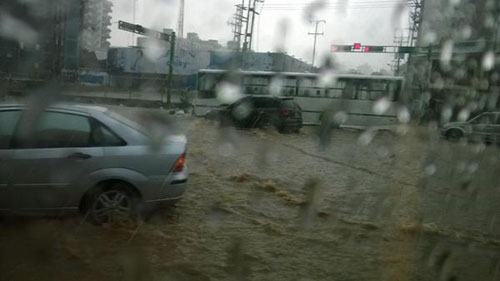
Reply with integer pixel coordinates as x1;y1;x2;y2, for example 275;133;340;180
218;142;235;157
358;130;375;146
373;98;390;115
397;107;411;123
424;164;437;176
482;51;495;71
216;82;243;104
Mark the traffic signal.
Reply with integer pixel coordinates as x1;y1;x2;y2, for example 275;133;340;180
353;43;362;50
332;45;352;52
363;46;384;52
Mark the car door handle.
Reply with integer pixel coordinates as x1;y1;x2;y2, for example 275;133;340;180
67;152;92;160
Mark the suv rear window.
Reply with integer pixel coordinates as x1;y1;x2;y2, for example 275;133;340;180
282;99;301;110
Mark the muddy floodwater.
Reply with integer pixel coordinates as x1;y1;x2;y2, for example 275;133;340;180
1;113;500;281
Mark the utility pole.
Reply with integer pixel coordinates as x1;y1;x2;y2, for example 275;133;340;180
177;0;185;38
308;20;326;67
166;33;176;105
131;0;137;45
228;0;246;51
242;0;263;52
392;28;410;75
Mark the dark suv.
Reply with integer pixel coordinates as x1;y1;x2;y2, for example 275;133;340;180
205;95;302;133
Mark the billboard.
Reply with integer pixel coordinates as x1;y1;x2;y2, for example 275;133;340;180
109;46;211;75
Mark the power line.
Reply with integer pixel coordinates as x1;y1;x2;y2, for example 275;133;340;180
261;1;414;11
261;0;411;6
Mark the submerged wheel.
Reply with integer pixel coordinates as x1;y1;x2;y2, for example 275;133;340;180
446;129;463;142
87;184;138;225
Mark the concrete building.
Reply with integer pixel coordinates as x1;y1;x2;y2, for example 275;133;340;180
81;0;113;55
0;0;113;81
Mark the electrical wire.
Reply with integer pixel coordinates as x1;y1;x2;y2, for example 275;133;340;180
261;0;413;11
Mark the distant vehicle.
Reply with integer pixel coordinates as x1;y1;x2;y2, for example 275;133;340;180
442;112;500;144
0;103;188;224
205;95;302;133
194;69;404;128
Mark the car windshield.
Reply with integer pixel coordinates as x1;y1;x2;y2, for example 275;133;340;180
3;1;500;281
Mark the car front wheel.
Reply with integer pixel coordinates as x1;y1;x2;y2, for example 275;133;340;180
446;129;463;142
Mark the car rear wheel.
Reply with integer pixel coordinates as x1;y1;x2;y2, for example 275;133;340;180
87;185;138;225
446;129;463;142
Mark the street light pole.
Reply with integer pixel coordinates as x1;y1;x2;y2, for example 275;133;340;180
308;20;326;67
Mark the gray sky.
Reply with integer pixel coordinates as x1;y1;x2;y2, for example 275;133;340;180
109;0;411;71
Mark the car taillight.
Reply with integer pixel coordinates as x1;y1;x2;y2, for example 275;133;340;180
280;108;292;116
173;152;186;172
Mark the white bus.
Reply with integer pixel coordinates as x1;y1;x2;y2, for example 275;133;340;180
193;69;404;128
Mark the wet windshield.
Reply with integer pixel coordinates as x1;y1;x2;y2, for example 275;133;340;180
2;0;500;280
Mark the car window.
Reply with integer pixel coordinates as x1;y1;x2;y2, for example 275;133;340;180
253;98;280;108
18;112;92;149
0;110;22;149
471;114;493;124
492;114;500;125
90;121;126;147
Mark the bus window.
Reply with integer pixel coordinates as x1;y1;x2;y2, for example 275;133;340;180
369;81;387;100
387;82;399;101
358;82;370;100
343;82;356;99
199;75;216;91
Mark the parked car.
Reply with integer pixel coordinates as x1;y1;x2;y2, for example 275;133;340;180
442;112;500;144
205;95;302;133
0;103;188;224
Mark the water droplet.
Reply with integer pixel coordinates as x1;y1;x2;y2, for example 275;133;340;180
376;146;389;157
467;163;478;174
232;101;252;120
373;98;390;115
460;25;471;39
216;82;243;104
332;111;348;125
422;30;437;45
143;40;167;61
457;108;470;122
440;40;454;67
218;142;235;157
358;130;376;146
397;107;411;123
396;124;409;135
425;164;437;176
317;69;337;88
269;77;284;96
482;51;495;71
441;107;453;123
265;151;279;164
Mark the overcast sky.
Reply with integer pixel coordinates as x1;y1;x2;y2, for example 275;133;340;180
109;0;411;71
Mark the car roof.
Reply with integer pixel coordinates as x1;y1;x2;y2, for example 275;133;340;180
0;102;109;115
241;95;294;100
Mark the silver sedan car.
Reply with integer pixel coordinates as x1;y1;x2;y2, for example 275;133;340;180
0;103;188;224
442;112;500;144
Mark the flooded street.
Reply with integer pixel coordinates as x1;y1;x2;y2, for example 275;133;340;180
1;114;500;281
